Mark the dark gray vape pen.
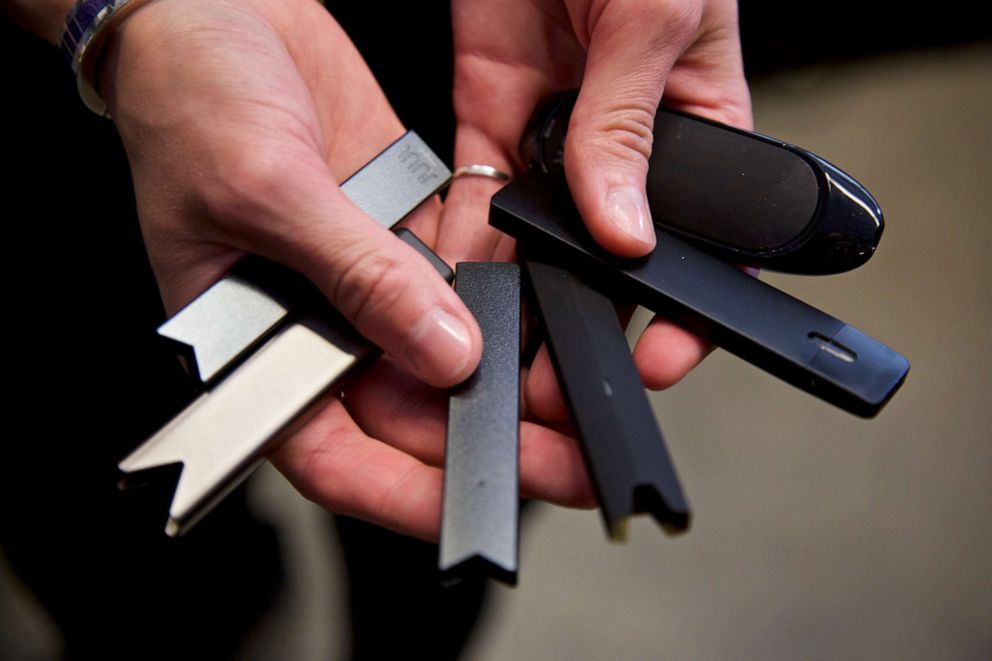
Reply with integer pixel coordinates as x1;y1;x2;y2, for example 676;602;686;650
440;262;521;584
491;170;909;418
524;257;689;540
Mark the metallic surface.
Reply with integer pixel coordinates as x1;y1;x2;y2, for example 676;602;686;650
155;131;451;386
342;132;450;229
121;311;372;536
440;263;521;584
451;164;512;183
119;132;453;535
157;259;308;384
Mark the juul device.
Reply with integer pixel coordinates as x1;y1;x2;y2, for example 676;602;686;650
119;132;453;536
491;169;909;418
522;90;884;274
524;256;690;539
441;263;521;583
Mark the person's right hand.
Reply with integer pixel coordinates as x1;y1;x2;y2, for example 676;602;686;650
101;0;482;388
96;0;594;539
440;0;751;425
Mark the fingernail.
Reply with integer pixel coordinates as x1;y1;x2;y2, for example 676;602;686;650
606;186;656;248
405;308;474;383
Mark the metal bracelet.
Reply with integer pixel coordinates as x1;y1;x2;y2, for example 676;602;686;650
60;0;157;116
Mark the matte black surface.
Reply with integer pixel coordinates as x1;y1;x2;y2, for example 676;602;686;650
522;90;884;274
441;263;521;584
491;170;909;417
524;258;689;539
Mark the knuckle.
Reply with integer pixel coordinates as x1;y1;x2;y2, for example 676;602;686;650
702;0;741;29
588;0;703;46
571;101;657;165
641;0;703;39
330;248;411;332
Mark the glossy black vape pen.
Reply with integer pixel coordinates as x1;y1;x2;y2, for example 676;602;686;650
522;90;884;275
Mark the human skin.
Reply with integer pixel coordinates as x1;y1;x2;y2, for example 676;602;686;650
7;0;751;540
441;0;752;421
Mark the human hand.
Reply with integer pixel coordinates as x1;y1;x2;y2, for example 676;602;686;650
445;0;753;420
101;0;481;388
98;0;593;539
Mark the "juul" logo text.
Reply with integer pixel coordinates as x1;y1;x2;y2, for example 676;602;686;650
398;144;441;185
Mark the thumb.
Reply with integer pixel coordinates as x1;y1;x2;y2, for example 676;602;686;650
564;0;704;257
214;153;483;389
298;184;483;387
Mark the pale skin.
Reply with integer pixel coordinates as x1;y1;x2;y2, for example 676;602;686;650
7;0;751;540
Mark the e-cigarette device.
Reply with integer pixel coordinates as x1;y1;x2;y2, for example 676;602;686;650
491;169;909;418
119;132;453;536
523;257;689;540
157;132;452;387
522;90;884;274
440;263;521;584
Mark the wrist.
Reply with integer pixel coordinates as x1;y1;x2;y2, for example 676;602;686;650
60;0;161;115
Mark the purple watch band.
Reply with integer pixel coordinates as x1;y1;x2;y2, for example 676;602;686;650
58;0;154;115
59;0;115;65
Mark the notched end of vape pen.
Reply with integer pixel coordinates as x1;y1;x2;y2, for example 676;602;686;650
440;553;518;587
156;258;312;385
119;455;266;538
116;455;197;538
634;483;691;535
117;428;262;538
120;312;373;537
607;518;629;544
117;460;183;491
440;263;521;587
601;482;691;544
523;256;692;543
